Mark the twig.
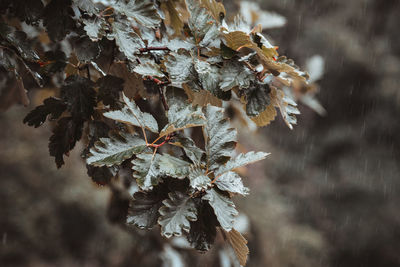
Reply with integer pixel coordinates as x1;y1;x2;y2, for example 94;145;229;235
139;46;170;53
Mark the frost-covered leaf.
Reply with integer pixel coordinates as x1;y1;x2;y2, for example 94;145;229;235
43;0;75;42
275;87;300;130
160;101;205;137
194;59;219;94
158;154;191;179
73;36;100;63
73;0;98;15
23;97;66;128
109;19;145;61
158;191;198;238
87;132;147;167
163;52;193;87
188;166;210;190
187;200;218;251
186;0;220;46
115;0;161;27
216;151;269;176
203;105;237;171
83;17;108;41
168;134;204;164
127;186;168;229
214;171;249;196
219;61;254;91
133;60;165;78
245;82;271;117
61;75;96;120
202;188;238;231
49;117;84;168
96;75;124;109
104;93;159;133
225;228;249;266
132;153;162;190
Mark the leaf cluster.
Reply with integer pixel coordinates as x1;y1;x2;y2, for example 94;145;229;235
0;0;323;265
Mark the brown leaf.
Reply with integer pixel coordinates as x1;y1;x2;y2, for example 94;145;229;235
183;84;222;107
225;228;249;266
108;63;146;99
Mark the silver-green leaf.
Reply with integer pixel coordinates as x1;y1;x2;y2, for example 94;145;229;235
158;191;198;238
158;154;191;179
109;19;144;61
115;0;161;28
160;102;205;137
214;171;249;196
87;132;147;167
203;105;237;171
132;153;162;191
202;188;238;231
104;93;159;133
188;166;211;190
215;151;269;176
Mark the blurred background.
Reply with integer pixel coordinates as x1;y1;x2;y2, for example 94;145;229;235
1;0;400;266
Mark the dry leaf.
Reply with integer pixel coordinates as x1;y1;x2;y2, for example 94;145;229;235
225;228;249;266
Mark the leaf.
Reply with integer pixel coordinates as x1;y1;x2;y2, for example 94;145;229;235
133;60;165;78
162;1;184;34
183;84;223;107
245;82;271;117
158;191;198;238
250;103;277;127
87;131;147;167
194;59;219;95
186;0;220;46
73;0;98;15
83;17;108;41
8;0;44;24
163;51;194;88
203;105;237;171
104;93;159;133
23;97;67;128
0;23;40;62
60;75;96;120
216;151;269;176
188;166;211;190
43;0;75;42
49;117;84;168
96;75;124;109
109;19;145;61
39;50;67;75
115;0;161;28
225;228;249;266
219;61;254;91
214;171;249;196
274;87;300;130
202;188;238;231
132;153;162;190
86;164;117;185
187;200;218;251
73;36;100;63
200;0;225;22
158;154;191;179
168;134;204;164
127;186;168;229
160;101;205;137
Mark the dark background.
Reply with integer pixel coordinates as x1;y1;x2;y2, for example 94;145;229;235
1;0;400;266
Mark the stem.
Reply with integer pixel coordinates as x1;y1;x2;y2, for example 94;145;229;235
158;86;169;111
139;46;170;53
86;65;91;80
